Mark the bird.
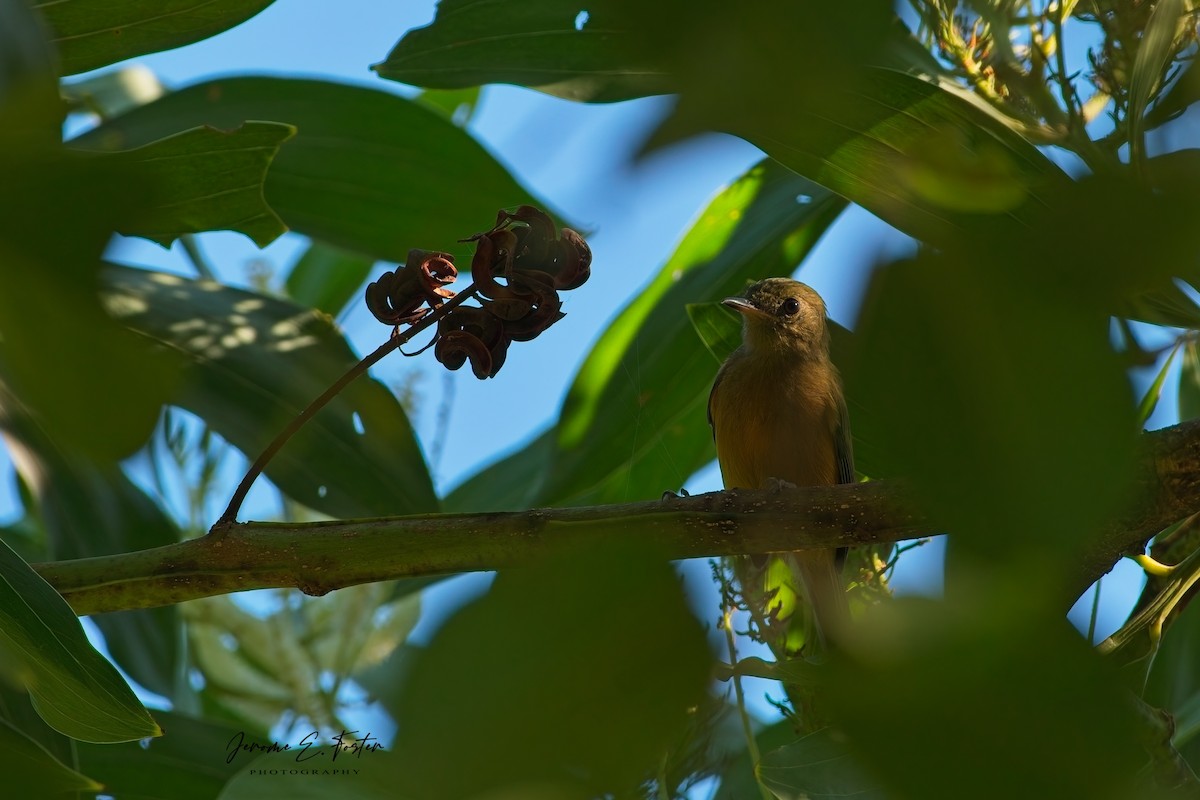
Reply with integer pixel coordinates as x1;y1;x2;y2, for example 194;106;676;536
707;277;853;652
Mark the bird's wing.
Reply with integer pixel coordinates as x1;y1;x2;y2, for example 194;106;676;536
707;368;724;441
835;392;855;485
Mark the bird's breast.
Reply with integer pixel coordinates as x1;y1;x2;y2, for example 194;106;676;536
711;351;840;490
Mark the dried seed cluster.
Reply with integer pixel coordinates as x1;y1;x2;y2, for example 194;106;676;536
364;206;591;379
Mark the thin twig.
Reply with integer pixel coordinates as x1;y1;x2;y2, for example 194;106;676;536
723;607;772;800
211;283;478;530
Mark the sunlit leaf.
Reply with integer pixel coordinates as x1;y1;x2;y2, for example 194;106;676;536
39;0;278;77
101;263;438;517
108;121;294;247
685;302;741;364
0;537;160;742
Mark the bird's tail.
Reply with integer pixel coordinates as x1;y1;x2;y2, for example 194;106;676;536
789;549;850;651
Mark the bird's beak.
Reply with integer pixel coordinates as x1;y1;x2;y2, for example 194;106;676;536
722;297;769;320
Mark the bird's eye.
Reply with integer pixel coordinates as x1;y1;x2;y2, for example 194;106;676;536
780;297;800;316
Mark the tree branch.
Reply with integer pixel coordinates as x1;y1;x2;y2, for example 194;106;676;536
32;420;1200;618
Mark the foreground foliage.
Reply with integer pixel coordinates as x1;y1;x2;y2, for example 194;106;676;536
4;1;1200;798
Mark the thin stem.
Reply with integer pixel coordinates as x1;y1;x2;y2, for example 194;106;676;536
1087;576;1102;644
211;283;478;530
179;234;217;281
724;607;772;800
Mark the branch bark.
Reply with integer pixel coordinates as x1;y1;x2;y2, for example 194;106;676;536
32;419;1200;617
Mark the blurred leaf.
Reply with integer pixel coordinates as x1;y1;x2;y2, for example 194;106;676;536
0;681;75;774
1181;340;1200;423
614;3;1064;246
1145;57;1200;132
1128;0;1187;162
71;76;552;262
1145;599;1200;763
712;719;798;800
101;263;437;518
758;728;886;800
0;717;103;797
109;121;294;247
453;160;845;510
686;302;741;364
77;709;249;800
676;67;1064;246
41;0;278;77
374;0;668;103
218;746;395;799
829;598;1144;800
0;537;160;742
285;242;375;316
0;153;173;461
386;542;713;796
847;253;1136;568
62;64;166;118
1126;283;1200;329
0;0;60;140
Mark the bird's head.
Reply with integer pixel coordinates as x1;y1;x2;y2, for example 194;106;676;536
722;278;830;355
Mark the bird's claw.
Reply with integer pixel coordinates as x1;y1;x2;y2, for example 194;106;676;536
766;477;798;493
661;488;691;501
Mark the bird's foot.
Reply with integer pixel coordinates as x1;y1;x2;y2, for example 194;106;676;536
661;488;691;501
765;477;798;494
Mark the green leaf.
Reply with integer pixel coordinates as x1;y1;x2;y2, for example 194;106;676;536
1128;0;1187;163
108;121;294;247
101;263;438;518
847;253;1137;567
0;153;174;461
1180;340;1200;424
0;717;103;796
828;599;1145;800
682;67;1064;246
71;76;551;262
39;0;278;77
757;728;887;800
386;541;713;796
1137;341;1182;428
0;537;161;742
373;0;669;103
77;710;250;800
712;719;797;800
284;242;375;316
686;302;741;364
1145;599;1200;758
0;402;183;698
0;0;59;146
450;160;845;510
416;86;483;125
